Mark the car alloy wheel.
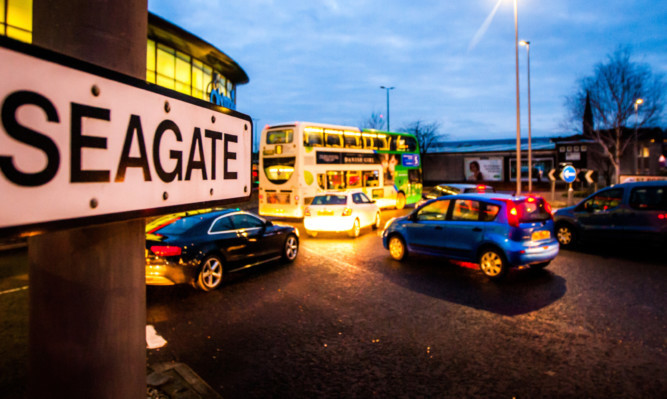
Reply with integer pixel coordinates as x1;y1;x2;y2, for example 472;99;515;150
389;235;407;261
372;212;381;230
196;256;223;291
348;219;360;238
556;224;576;248
283;234;299;261
479;249;507;280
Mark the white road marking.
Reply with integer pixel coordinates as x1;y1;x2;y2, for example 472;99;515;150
0;285;29;296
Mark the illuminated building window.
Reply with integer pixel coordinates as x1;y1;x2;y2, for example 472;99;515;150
1;0;33;43
147;39;233;104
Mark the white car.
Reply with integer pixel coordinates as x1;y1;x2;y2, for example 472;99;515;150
304;190;381;238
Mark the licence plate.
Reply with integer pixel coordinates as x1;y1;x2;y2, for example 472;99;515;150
318;210;334;216
532;230;550;241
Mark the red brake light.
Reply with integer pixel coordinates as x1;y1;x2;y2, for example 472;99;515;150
342;208;352;216
544;200;552;214
150;245;182;257
526;196;535;202
304;207;311;217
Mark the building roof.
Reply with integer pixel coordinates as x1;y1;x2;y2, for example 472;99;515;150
430;137;556;154
148;12;249;84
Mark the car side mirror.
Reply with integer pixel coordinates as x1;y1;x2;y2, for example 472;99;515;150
265;220;273;227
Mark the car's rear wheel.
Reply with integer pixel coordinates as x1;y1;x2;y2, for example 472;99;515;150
196;255;223;291
282;234;299;262
372;212;381;230
556;223;577;248
348;218;361;238
479;248;507;280
395;192;406;210
388;235;407;261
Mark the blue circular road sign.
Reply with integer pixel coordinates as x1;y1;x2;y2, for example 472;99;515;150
561;165;577;183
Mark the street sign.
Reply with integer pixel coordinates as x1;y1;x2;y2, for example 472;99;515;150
584;170;597;184
548;168;557;182
0;38;252;235
560;165;577;183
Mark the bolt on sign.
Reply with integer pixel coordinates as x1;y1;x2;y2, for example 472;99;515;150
0;38;252;236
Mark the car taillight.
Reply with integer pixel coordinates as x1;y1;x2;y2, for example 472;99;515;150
544;200;553;214
507;206;520;227
342;208;352;216
150;245;182;257
304;207;311;217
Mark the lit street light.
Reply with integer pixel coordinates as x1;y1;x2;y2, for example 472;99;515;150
634;98;643;174
380;86;395;131
520;40;532;193
513;0;521;195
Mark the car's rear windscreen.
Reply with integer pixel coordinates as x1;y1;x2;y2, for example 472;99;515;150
312;195;348;205
517;198;551;223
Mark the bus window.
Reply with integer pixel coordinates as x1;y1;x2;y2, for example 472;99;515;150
267;129;293;144
347;171;362;188
362;133;375;149
263;157;295;185
389;136;398;151
304;127;323;147
317;174;326;190
403;135;418;152
326;171;345;189
362;170;380;187
325;129;343;147
343;131;361;149
376;135;389;151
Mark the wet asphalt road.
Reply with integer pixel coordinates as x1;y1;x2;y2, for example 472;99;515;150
146;209;666;398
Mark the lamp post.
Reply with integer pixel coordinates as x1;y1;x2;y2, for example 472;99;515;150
380;86;395;131
520;40;532;193
634;98;643;174
513;0;522;195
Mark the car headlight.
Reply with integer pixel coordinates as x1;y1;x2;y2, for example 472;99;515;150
383;217;397;231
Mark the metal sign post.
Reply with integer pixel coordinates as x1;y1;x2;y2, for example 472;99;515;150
560;165;577;207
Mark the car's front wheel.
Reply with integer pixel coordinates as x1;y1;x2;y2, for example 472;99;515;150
479;248;508;280
196;255;224;291
372;212;381;230
348;218;361;238
282;234;299;262
388;235;407;261
556;223;577;248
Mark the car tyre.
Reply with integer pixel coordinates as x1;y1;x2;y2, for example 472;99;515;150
556;223;577;248
196;255;224;291
372;212;381;230
388;235;407;261
478;248;508;280
348;218;361;238
282;234;299;262
396;192;406;210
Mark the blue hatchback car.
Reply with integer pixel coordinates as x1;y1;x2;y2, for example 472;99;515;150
382;193;559;280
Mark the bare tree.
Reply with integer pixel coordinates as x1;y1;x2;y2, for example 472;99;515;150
359;111;385;130
399;120;446;159
564;47;665;183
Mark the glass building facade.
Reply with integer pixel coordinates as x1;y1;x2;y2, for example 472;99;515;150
1;4;248;109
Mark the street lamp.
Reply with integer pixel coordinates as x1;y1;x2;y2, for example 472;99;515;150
513;0;522;195
380;86;395;131
520;40;532;193
634;98;643;174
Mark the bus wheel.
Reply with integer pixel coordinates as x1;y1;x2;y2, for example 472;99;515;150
396;192;406;210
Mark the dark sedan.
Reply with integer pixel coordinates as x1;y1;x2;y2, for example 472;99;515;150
146;209;299;291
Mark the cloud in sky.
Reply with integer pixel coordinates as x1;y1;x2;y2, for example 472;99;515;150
148;0;667;140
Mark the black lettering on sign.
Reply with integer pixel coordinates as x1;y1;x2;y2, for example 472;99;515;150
204;129;222;180
185;127;207;181
153;120;182;183
223;133;237;180
115;114;151;182
0;91;60;187
70;103;110;183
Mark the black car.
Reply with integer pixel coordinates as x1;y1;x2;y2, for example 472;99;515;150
553;181;667;248
146;209;299;291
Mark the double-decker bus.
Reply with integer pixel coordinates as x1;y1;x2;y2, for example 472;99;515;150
258;122;422;218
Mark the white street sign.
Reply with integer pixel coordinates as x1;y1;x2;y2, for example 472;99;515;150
0;40;252;234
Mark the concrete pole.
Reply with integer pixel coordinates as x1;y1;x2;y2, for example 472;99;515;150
30;1;147;398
